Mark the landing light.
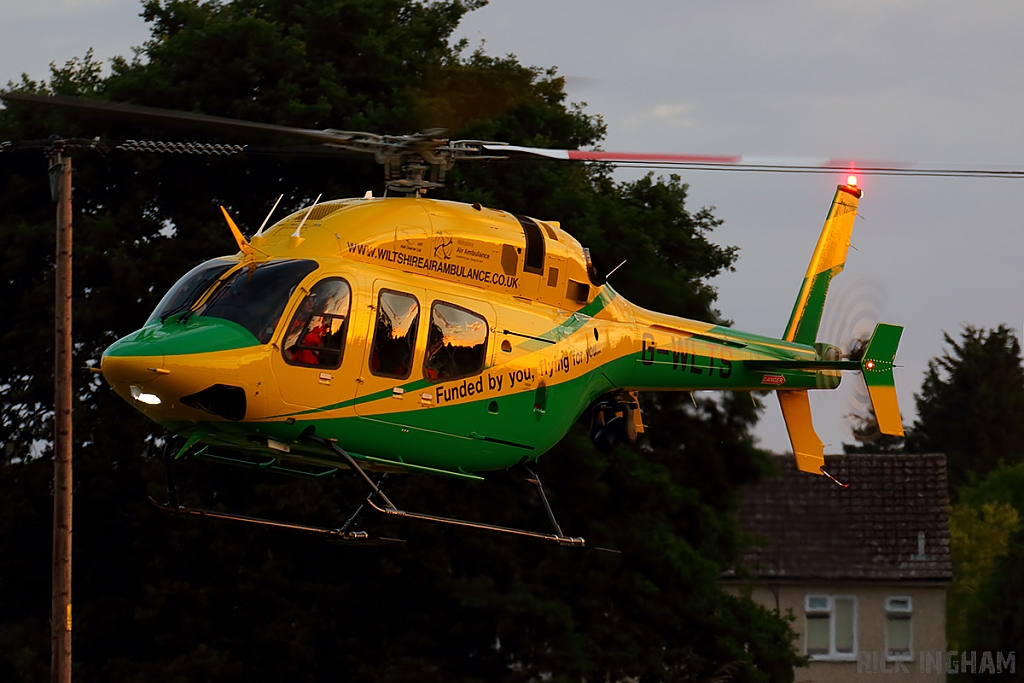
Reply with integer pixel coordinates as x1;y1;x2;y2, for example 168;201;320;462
865;361;875;370
847;175;858;187
130;385;162;405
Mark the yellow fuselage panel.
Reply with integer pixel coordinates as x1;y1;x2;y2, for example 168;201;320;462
248;198;597;309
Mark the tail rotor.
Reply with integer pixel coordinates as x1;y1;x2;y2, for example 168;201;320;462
819;277;897;443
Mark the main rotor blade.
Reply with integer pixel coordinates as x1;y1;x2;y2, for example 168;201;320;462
0;92;372;146
7;93;1021;179
483;144;1024;178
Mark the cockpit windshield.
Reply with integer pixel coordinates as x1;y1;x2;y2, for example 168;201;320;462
195;259;319;343
147;258;235;325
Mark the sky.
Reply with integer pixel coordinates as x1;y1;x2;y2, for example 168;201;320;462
3;0;1024;454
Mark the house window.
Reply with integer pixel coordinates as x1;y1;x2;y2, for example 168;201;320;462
805;595;857;660
885;596;913;661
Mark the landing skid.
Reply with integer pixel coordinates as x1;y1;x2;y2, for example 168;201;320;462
153;434;593;549
147;497;406;545
302;433;586;548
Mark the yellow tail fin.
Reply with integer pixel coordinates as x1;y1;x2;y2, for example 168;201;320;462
783;182;861;345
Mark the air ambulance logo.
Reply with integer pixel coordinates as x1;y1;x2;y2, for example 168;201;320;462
433;232;453;260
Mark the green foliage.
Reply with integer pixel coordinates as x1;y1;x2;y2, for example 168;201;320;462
946;500;1019;650
948;462;1024;667
905;325;1024;490
956;460;1024;513
960;523;1024;676
0;0;799;680
904;327;1024;656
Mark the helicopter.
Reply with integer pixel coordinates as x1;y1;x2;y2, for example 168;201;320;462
1;93;905;547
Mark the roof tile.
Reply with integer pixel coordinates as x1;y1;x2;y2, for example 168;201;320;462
736;454;952;581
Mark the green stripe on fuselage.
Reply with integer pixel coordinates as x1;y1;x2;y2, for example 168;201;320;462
198;341;839;476
204;357;622;474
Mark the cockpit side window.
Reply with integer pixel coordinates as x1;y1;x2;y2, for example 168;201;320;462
423;302;489;382
147;259;235;324
196;259;318;343
282;278;352;369
369;290;420;379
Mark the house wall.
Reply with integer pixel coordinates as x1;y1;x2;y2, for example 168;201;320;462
728;582;947;682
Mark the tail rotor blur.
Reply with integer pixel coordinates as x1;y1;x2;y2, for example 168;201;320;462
819;277;895;444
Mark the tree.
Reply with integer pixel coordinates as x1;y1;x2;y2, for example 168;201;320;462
946;500;1019;651
905;325;1024;490
905;326;1024;658
0;1;800;681
960;523;1024;680
947;462;1024;669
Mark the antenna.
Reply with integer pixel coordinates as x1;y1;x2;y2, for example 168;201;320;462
605;259;627;279
292;194;322;238
255;194;283;238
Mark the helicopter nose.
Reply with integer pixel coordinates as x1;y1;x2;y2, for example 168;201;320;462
101;318;267;420
101;335;169;406
101;338;166;381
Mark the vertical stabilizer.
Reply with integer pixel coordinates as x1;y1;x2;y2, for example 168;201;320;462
783;183;862;345
860;323;905;437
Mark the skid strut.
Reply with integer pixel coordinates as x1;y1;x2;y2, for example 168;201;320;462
302;433;586;547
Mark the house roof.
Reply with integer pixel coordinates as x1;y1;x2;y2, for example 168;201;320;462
735;453;952;582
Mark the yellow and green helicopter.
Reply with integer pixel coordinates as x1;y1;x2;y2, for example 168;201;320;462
4;93;906;547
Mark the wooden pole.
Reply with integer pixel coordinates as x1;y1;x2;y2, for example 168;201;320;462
50;150;73;683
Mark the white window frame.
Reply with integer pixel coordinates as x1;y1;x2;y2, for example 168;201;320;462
884;596;913;662
804;594;859;661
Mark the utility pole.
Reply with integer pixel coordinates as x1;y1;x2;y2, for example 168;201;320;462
48;141;73;683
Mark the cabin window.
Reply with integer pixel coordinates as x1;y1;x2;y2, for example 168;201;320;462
196;259;318;343
423;302;488;382
370;290;420;379
805;595;857;660
282;278;352;369
147;258;235;324
885;596;913;661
